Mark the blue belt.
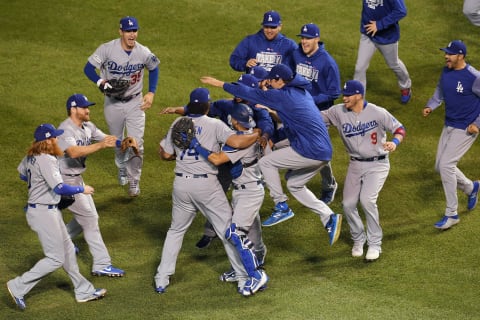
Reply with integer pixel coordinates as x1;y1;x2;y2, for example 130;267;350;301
175;173;208;178
350;155;387;162
110;92;140;103
233;180;263;190
28;203;58;209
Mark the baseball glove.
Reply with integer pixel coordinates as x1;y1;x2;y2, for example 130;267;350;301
171;117;195;150
58;195;75;210
121;136;140;156
99;79;130;98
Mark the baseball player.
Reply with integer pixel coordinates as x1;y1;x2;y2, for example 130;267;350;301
160;74;273;257
464;0;480;26
154;88;267;296
191;103;269;291
7;124;106;310
57;94;125;277
423;40;480;230
229;10;297;72
353;0;412;103
321;80;406;261
84;16;160;197
286;22;342;205
201;64;342;246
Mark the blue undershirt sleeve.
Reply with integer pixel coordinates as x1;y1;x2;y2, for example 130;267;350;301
54;183;84;196
148;67;159;93
84;62;100;84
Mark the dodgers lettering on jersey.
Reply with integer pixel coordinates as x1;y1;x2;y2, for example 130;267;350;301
342;120;379;137
106;61;145;77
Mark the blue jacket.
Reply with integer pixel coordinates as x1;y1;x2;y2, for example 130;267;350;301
286;42;341;110
229;29;298;72
223;75;333;161
360;0;407;45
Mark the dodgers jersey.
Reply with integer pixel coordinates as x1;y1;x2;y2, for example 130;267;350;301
229;30;297;72
223;141;262;187
161;115;236;175
18;155;63;205
361;0;407;45
426;64;480;130
322;101;404;158
287;42;341;110
57;118;107;175
87;39;160;97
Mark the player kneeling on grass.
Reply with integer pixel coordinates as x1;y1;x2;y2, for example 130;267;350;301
190;103;268;295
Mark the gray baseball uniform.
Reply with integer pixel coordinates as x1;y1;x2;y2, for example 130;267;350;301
87;38;160;190
8;155;98;302
57;118;116;273
322;101;404;251
225;142;266;260
155;115;249;291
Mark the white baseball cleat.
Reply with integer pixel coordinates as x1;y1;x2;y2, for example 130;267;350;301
365;248;381;262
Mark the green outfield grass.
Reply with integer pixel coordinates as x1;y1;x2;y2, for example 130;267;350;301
1;0;479;319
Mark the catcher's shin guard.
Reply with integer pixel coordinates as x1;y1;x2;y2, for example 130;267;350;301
225;223;259;277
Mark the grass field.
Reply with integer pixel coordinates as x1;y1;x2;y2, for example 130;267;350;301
1;0;480;319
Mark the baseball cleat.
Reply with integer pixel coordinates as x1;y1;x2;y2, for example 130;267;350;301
128;179;140;197
241;270;268;297
351;243;364;258
155;286;167;294
365;248;381;262
92;265;125;277
195;234;217;249
219;269;237;282
434;215;460;230
320;182;338;205
262;202;294;227
118;168;128;186
7;283;26;311
326;213;342;245
400;88;412;104
77;288;107;303
467;180;479;210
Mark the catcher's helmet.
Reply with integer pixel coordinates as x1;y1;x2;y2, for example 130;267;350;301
229;103;256;129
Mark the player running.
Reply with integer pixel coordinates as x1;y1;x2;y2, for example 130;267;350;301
84;16;160;197
322;80;406;261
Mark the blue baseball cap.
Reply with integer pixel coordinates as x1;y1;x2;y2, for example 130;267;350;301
237;74;259;88
266;64;294;81
230;103;256;129
34;123;64;142
261;11;281;27
297;23;320;38
66;94;95;110
249;66;269;80
189;88;210;103
440;40;467;56
120;16;139;31
342;80;364;96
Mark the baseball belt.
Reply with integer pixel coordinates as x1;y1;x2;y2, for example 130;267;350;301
350;155;387;162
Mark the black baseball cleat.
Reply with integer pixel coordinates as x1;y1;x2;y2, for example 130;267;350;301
195;235;217;249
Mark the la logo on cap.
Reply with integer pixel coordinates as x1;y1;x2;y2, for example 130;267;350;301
303;26;308;32
128;19;134;27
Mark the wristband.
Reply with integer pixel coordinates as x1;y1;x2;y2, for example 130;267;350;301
116;139;122;148
96;79;104;87
392;138;400;146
